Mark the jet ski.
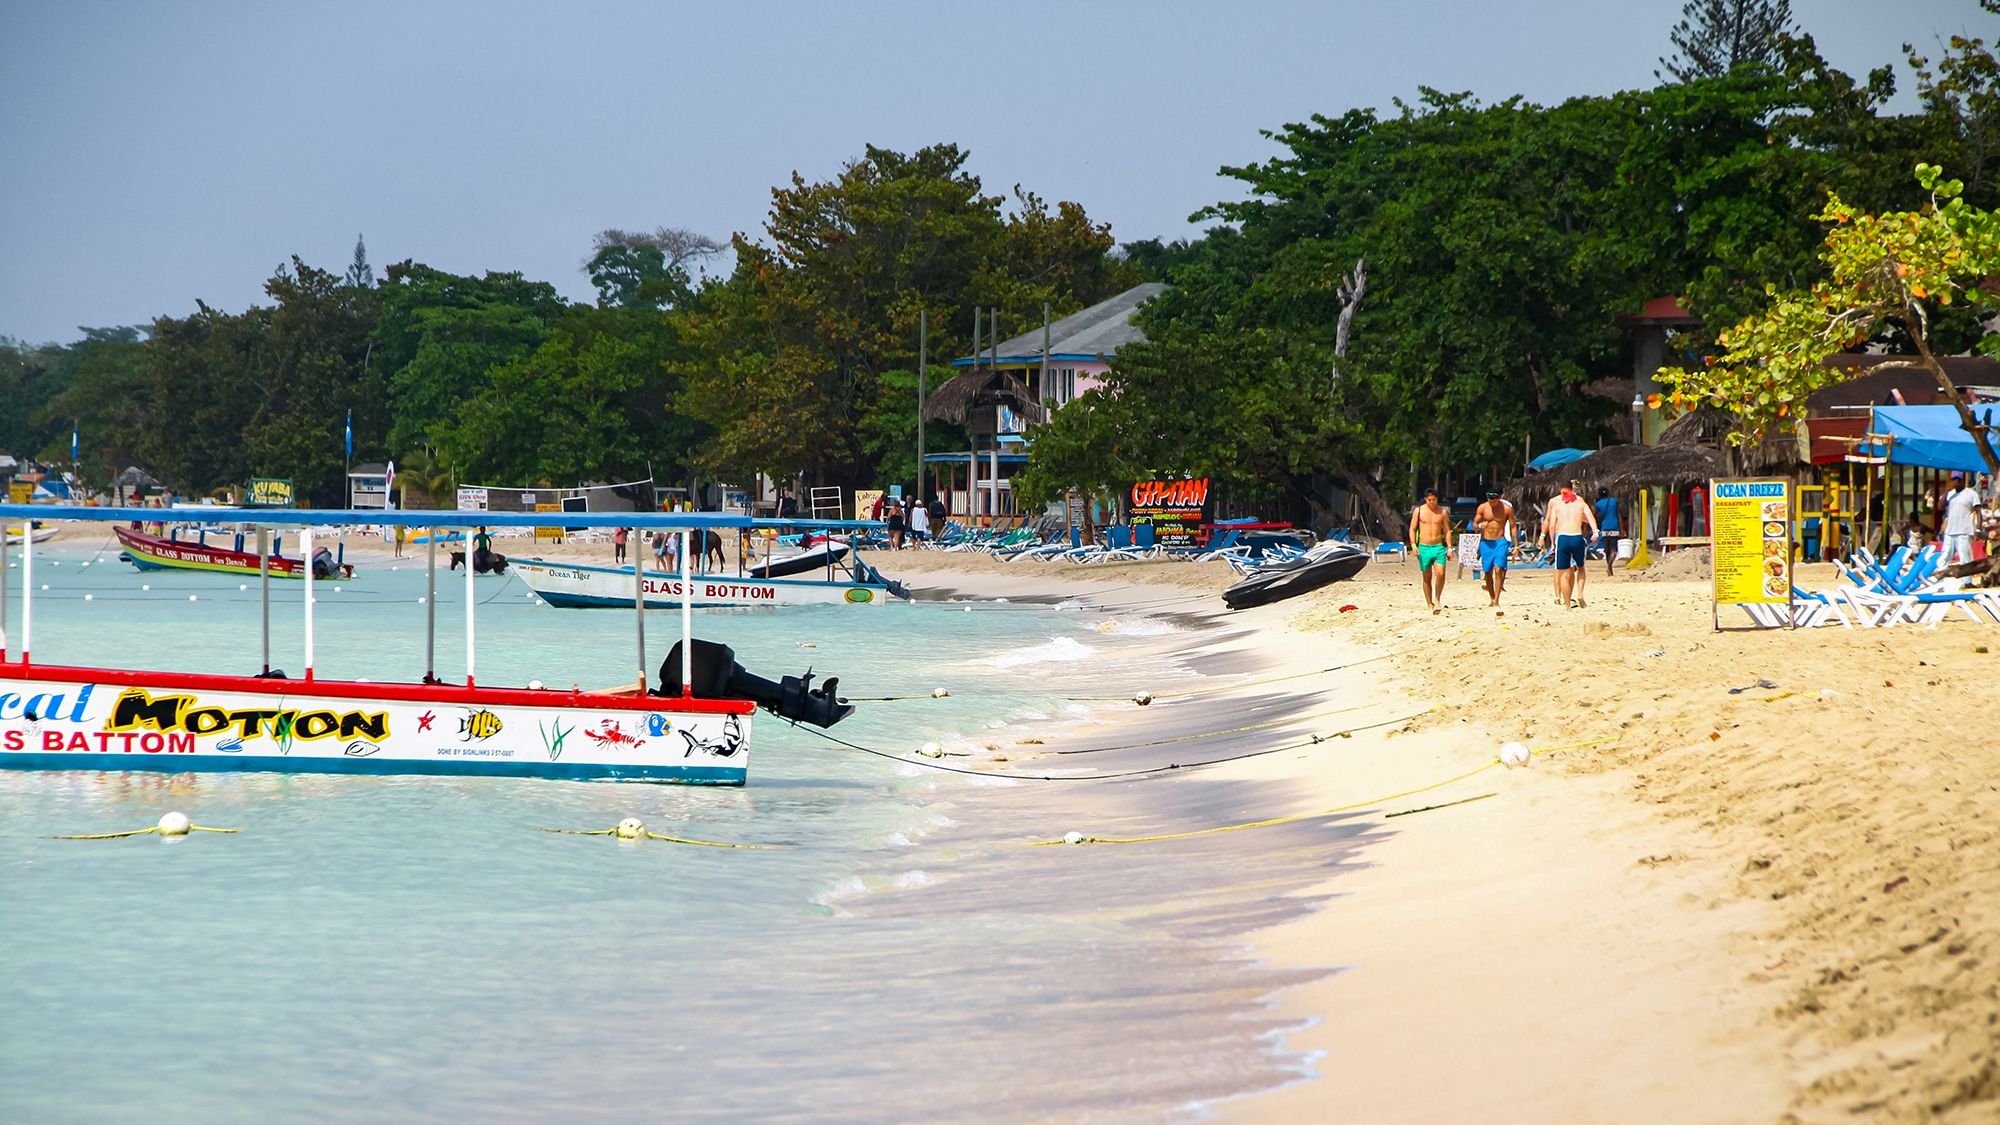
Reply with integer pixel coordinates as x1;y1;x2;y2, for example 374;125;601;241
1222;541;1369;610
751;539;850;579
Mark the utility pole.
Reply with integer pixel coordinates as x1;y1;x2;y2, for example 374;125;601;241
917;309;928;506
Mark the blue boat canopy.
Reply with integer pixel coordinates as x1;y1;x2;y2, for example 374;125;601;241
0;503;882;532
1860;405;2000;472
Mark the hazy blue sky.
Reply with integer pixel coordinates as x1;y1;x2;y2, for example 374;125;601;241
2;0;1989;343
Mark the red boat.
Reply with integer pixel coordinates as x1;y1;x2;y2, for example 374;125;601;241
113;525;354;580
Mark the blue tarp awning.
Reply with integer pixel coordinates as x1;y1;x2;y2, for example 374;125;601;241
1861;405;1999;472
1528;448;1589;472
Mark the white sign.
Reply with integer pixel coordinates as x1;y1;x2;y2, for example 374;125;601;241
456;487;489;511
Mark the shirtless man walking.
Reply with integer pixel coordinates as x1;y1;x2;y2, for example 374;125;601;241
1540;478;1599;609
1409;488;1454;615
1472;490;1515;613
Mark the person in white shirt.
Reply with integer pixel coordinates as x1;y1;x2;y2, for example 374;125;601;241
1942;473;1985;565
909;500;931;543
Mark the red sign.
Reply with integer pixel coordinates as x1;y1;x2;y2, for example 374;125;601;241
1128;478;1212;548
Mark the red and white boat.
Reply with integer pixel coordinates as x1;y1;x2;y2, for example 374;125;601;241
2;506;864;784
114;525;354;580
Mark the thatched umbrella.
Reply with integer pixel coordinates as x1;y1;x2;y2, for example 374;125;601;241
921;369;1047;425
1503;442;1726;511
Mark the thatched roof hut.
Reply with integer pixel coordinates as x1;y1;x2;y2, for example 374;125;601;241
1658;404;1799;473
1503;442;1727;509
921;368;1047;426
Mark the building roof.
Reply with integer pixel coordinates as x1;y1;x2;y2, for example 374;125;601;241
953;283;1167;366
1806;354;2000;413
1616;296;1701;326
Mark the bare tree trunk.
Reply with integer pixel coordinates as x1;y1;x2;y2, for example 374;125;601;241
1330;257;1366;388
1909;334;2000;474
1331;460;1403;539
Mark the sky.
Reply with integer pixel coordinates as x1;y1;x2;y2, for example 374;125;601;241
1;0;1991;344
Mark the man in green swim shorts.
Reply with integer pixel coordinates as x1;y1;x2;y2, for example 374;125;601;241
1408;488;1454;615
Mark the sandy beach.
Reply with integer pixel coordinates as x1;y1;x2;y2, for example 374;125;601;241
33;524;1997;1120
879;544;1998;1123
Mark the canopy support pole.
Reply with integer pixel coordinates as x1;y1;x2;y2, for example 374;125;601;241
258;528;270;675
424;529;437;683
21;518;33;666
301;527;314;682
1;516;9;662
679;529;692;697
465;529;476;687
633;529;647;693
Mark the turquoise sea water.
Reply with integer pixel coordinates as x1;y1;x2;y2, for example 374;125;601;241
1;541;1354;1121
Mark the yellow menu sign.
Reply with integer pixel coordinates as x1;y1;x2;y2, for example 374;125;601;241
1711;478;1792;625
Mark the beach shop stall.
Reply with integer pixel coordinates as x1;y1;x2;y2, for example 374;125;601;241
1826;404;2000;554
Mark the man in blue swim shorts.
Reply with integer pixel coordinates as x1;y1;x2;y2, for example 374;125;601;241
1539;478;1600;610
1472;490;1515;614
1408;488;1454;615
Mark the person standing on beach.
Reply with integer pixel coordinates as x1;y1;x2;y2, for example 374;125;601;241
1540;480;1599;609
392;523;407;559
1472;490;1514;612
1942;473;1985;565
885;501;906;549
613;526;628;565
1408;489;1453;615
1592;488;1621;575
652;531;668;572
909;498;930;544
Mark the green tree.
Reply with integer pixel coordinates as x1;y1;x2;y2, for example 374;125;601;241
1658;0;1797;82
586;227;724;310
34;326;150;484
371;262;569;455
680;143;1119;488
1659;164;2000;473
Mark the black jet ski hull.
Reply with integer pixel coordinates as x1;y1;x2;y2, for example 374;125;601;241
1222;550;1369;610
752;542;851;579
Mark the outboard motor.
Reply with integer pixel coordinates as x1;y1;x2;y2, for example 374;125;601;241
658;640;854;729
311;547;339;579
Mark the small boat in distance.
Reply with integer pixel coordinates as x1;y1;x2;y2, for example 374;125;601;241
113;525;353;580
517;554;901;609
5;526;59;547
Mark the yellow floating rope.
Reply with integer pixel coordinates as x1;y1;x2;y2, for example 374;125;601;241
532;826;781;850
52;825;239;840
1031;734;1618;847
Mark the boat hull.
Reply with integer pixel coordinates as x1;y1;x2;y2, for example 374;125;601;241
113;526;351;580
517;559;888;608
6;527;59;546
0;665;753;784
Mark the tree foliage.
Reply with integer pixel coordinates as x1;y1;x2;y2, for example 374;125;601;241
1659;164;2000;472
1658;0;1796;82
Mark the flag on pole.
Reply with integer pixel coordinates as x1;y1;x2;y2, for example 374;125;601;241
344;410;353;459
385;460;396;509
71;426;79;462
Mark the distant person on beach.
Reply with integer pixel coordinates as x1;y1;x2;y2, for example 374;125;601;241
909;499;930;543
652;531;668;572
885;501;906;549
614;526;628;564
472;526;494;572
392;523;407;559
1593;488;1620;575
1472;490;1515;612
777;489;800;520
1408;488;1453;615
1943;473;1985;565
870;492;885;521
1540;479;1599;609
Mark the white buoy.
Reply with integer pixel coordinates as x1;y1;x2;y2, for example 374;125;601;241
40;584;48;591
527;679;545;691
963;606;973;613
239;584;248;591
616;817;645;840
1500;741;1531;768
1133;692;1154;706
417;596;426;605
333;586;342;593
917;742;943;758
188;594;198;601
1063;831;1087;845
157;811;192;837
141;584;150;591
83;594;93;601
931;687;950;699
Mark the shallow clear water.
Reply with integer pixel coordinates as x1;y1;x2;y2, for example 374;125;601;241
1;541;1342;1121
